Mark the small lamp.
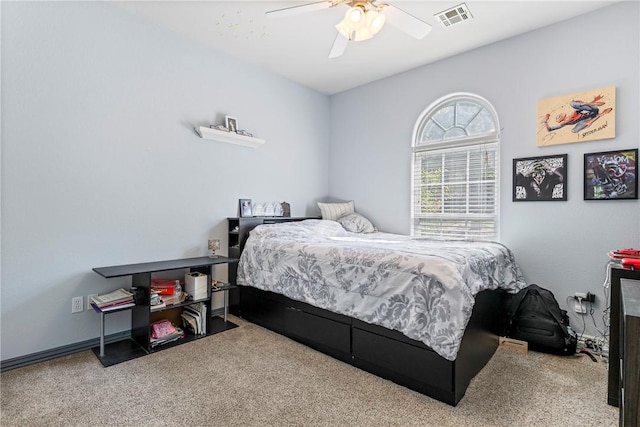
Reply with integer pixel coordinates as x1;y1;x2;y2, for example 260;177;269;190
208;239;221;258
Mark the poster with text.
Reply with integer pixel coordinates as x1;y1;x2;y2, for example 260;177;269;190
537;86;615;147
584;149;637;200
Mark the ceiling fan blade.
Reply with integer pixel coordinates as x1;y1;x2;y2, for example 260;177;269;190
328;33;349;58
266;1;332;19
383;4;433;40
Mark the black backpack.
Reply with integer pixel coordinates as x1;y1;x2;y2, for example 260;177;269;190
505;284;577;355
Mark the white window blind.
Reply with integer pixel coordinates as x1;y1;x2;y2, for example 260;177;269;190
411;94;500;240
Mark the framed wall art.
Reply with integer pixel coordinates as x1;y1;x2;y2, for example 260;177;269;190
513;154;567;201
584;149;637;200
239;198;253;217
537;85;615;147
226;116;238;133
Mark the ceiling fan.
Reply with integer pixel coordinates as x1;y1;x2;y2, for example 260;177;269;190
266;1;432;58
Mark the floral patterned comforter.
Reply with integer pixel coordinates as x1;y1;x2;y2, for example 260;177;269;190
237;220;526;361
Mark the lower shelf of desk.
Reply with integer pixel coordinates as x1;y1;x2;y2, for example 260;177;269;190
92;316;238;367
91;338;147;367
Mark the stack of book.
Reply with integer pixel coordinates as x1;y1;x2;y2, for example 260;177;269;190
91;288;135;312
149;319;184;348
180;302;207;335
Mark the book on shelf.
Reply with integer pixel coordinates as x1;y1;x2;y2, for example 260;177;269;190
180;312;200;335
183;302;207;335
96;302;135;312
91;288;134;308
150;321;184;348
161;292;185;306
94;297;134;309
150;329;184;347
150;301;166;312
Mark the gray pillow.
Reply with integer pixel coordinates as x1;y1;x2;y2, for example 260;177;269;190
336;212;376;233
317;200;355;221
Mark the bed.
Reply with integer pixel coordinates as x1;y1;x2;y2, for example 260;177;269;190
236;219;525;405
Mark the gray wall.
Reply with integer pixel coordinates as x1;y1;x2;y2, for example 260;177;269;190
329;1;640;336
2;1;638;362
1;2;330;360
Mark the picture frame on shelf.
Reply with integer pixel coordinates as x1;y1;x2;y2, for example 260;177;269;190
226;116;238;133
239;198;253;217
513;154;567;201
584;148;637;200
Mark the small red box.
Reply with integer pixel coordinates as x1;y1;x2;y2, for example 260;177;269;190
151;279;179;295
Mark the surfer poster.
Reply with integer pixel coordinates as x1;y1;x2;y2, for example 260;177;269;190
537;85;615;147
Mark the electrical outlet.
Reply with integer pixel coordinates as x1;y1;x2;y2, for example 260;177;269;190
72;296;84;313
573;292;596;306
87;294;98;311
573;299;586;314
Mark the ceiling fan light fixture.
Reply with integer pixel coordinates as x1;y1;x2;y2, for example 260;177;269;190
365;9;386;35
344;6;366;30
335;19;354;40
335;3;386;42
353;26;373;41
335;19;372;41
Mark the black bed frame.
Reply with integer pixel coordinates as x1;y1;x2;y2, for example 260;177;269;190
239;285;507;406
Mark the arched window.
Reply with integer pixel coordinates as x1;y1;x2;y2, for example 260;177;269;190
411;93;500;240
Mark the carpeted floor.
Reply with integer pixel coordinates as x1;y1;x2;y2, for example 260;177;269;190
0;316;617;426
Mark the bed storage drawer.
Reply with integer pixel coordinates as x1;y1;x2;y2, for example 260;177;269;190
352;327;453;391
239;287;287;333
240;287;351;358
285;307;351;360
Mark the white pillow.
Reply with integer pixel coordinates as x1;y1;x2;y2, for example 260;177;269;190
317;200;355;221
336;212;376;234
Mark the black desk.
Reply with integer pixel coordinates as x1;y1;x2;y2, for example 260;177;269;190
608;266;640;406
620;281;640;426
92;256;238;366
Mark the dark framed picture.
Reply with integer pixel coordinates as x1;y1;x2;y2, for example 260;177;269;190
513;154;567;201
584;149;637;200
239;198;253;217
226;116;238;133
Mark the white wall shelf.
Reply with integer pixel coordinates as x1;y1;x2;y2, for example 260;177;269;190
196;126;265;148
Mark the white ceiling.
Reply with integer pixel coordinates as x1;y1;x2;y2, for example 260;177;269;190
115;0;618;95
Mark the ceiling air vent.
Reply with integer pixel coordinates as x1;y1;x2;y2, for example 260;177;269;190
435;3;473;27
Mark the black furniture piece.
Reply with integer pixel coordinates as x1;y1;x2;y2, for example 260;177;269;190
620;280;640;426
608;266;640;407
240;286;506;406
230;215;508;405
92;256;238;367
227;216;319;312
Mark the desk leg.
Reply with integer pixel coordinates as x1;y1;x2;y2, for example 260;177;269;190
99;311;105;358
224;289;229;322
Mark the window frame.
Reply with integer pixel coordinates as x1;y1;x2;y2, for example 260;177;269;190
410;93;501;240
